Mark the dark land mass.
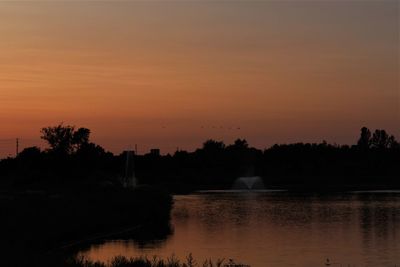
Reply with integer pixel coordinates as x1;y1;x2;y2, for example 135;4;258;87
0;185;172;267
0;125;399;266
1;126;399;193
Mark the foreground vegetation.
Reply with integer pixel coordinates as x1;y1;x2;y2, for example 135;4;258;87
66;255;250;267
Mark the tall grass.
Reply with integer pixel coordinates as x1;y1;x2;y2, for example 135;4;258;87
65;254;250;267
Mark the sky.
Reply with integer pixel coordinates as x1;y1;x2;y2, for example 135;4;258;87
0;0;399;157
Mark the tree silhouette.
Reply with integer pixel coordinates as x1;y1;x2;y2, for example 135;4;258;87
388;135;399;149
371;129;390;149
357;127;371;150
2;125;400;189
232;139;249;150
17;146;41;159
41;124;75;154
73;127;91;151
41;124;91;154
202;139;225;152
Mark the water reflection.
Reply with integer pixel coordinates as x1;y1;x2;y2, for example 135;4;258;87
357;194;399;267
79;192;400;267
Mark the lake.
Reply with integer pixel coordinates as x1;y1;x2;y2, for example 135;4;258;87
79;191;400;267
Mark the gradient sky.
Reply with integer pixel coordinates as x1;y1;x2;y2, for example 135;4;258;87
0;0;399;156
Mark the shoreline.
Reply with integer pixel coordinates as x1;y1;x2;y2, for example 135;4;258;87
0;185;173;267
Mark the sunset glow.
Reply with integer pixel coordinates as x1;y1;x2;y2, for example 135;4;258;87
1;1;398;156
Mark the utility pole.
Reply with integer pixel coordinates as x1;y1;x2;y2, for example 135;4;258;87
16;138;19;157
135;144;138;155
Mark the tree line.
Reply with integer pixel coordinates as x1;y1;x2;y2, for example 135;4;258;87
0;124;399;190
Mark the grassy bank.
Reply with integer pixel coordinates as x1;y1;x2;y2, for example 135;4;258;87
0;185;173;267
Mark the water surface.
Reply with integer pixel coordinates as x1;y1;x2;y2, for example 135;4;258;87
80;191;400;267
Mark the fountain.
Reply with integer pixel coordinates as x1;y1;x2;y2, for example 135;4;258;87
232;176;265;190
123;150;136;188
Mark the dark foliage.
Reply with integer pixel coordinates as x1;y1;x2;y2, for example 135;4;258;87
0;126;399;191
0;125;399;266
134;127;399;191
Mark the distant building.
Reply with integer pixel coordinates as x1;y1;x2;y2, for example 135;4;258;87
150;149;160;156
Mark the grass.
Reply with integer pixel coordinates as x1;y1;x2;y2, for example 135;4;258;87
65;255;250;267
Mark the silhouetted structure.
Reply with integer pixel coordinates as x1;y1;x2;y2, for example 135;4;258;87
150;149;160;156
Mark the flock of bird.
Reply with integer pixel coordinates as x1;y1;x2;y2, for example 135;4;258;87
160;126;242;130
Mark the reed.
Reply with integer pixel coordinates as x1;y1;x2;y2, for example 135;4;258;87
65;255;250;267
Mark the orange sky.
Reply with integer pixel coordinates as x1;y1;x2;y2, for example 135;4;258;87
0;1;399;156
